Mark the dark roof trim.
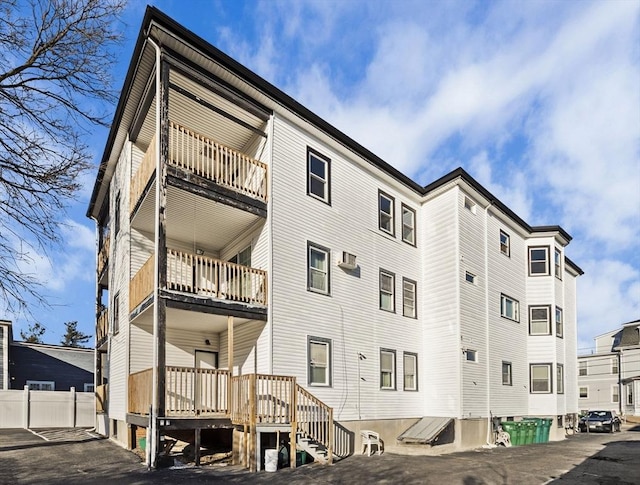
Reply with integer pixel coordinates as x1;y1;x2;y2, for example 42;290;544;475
565;256;584;276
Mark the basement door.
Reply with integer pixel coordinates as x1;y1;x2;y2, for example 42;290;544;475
194;350;218;414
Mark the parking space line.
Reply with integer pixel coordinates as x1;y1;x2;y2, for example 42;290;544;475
27;428;50;441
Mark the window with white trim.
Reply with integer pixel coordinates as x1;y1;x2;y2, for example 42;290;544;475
403;352;417;391
380;349;396;390
308;336;331;386
579;361;587;376
402;278;416;318
612;358;619;375
465;272;476;284
612;385;619;403
501;294;520;321
530;364;552;393
112;292;120;335
502;361;512;386
464;196;476;213
378;191;395;236
500;230;510;256
379;270;395;312
579;386;589;399
529;306;551;335
307;148;331;204
84;383;95;392
554;248;562;279
27;380;55;391
529;246;550;275
557;364;564;394
627;384;633;405
401;204;416;245
308;242;330;294
555;306;563;338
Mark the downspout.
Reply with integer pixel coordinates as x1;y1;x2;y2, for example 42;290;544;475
147;36;162;470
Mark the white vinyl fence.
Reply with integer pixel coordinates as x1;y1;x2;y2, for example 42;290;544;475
0;386;94;429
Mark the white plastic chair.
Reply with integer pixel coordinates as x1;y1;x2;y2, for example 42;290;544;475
360;430;382;456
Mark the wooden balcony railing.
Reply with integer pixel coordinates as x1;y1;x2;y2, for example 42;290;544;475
169;122;267;202
128;369;152;415
97;234;110;276
230;374;296;426
128;367;230;416
167;249;268;306
297;385;333;463
96;383;108;413
129;255;155;312
96;308;109;347
130;133;157;214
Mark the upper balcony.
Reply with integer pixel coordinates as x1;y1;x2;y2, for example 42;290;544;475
130;121;268;218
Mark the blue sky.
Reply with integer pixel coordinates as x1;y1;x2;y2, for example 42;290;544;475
5;0;639;353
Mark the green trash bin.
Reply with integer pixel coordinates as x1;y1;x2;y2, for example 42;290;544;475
522;422;536;445
501;422;522;446
523;418;543;443
540;418;553;443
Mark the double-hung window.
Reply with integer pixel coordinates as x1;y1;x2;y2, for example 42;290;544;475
579;361;587;376
557;364;564;394
307;148;330;204
401;204;416;245
308;242;330;295
500;230;510;256
554;248;562;279
500;294;520;321
529;306;551;335
308;336;331;386
502;361;512;386
403;352;418;391
530;363;552;393
612;385;619;403
402;278;416;318
114;192;121;237
112;293;120;335
379;270;395;312
378;191;395;236
628;384;634;405
529;246;550;275
555;306;563;338
26;380;55;391
612;358;619;375
380;349;396;390
579;386;588;399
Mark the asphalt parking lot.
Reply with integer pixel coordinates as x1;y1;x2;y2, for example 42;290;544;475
1;425;639;484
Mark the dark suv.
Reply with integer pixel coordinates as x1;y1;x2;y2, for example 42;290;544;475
579;411;621;433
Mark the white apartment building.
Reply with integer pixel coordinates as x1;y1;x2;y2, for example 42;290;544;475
87;7;582;470
578;320;640;417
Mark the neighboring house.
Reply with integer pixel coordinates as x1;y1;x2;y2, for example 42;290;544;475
86;7;582;470
577;319;640;418
0;320;94;392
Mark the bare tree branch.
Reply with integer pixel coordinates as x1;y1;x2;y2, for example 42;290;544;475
0;0;126;315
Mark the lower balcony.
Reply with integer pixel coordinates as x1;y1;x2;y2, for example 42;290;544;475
129;249;268;313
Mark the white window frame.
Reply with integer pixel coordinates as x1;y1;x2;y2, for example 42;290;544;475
402;278;416;318
500;293;520;322
464;196;476;213
557;364;564;394
380;349;396;390
612;385;619;403
611;358;619;375
530;363;552;394
465;271;476;284
579;361;587;376
500;230;510;256
554;248;562;279
378;191;395;236
307;148;330;204
379;269;395;312
627;384;634;405
26;380;55;391
112;292;120;335
307;242;330;295
579;386;589;399
529;305;551;335
555;306;563;338
401;204;416;246
529;246;550;276
502;361;512;386
84;383;95;392
308;336;331;387
403;352;418;391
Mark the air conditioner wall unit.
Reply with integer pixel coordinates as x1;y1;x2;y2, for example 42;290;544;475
338;251;357;270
